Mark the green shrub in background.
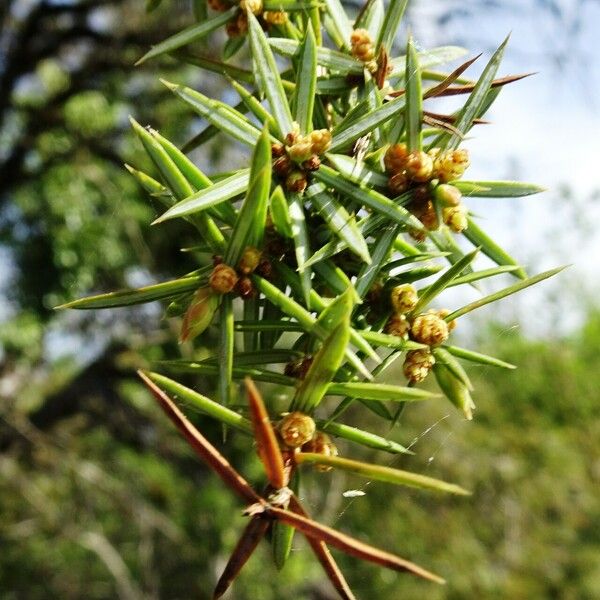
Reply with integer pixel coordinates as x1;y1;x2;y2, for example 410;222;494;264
2;315;599;599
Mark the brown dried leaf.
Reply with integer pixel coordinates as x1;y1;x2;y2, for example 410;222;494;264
423;54;481;99
213;517;270;599
245;377;287;489
138;370;260;505
376;47;389;90
289;496;356;600
267;505;445;584
424;110;489;125
389;72;533;99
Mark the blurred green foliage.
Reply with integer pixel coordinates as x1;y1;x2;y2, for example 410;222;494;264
1;315;599;599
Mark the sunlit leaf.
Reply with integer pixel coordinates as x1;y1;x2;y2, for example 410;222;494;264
295;453;470;495
444;266;567;322
136;8;237;64
248;13;294;137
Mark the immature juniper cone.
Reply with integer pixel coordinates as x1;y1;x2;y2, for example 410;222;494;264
66;4;561;597
302;432;339;472
403;349;436;384
209;264;238;294
410;310;450;346
278;412;316;448
390;284;418;313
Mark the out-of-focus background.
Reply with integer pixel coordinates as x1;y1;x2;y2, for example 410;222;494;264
1;1;599;598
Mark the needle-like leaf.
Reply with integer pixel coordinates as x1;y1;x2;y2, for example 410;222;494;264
295;453;470;495
224;126;272;265
411;248;479;315
288;191;313;307
293;321;351;413
375;0;409;53
444;266;567;322
443;345;516;370
245;378;287;489
405;35;423;152
55;273;206;310
292;23;317;133
306;183;371;264
136;8;237;64
433;362;475;420
267;505;445;583
213;517;271;600
162;80;263;147
248;12;294;137
454;180;546;198
138;371;260;503
441;35;510;150
152;169;250;224
462;217;526;279
269;38;363;74
289;496;356;600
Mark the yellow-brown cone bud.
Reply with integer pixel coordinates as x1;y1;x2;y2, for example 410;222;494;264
255;258;273;280
432;148;470;182
435;308;457;332
273;155;293;177
405;150;434;183
236;10;249;33
240;0;262;15
271;143;285;158
284;122;301;146
209;263;238;294
410;311;450;346
237;246;262;275
287;139;314;163
443;203;469;233
235;276;256;300
284;355;313;379
285;170;307;193
416;200;439;231
279;412;316;448
384;313;411;338
308;129;332;155
388;171;410;195
403;349;435;383
225;19;242;37
434;183;462;207
390;284;418;313
408;227;427;243
208;0;230;11
263;10;287;24
302;432;338;471
350;28;375;62
384;143;409;174
302;155;321;171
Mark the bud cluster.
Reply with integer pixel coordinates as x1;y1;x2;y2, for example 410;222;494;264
401;309;456;382
219;0;287;38
384;143;471;239
403;349;435;384
284;355;314;380
276;413;338;472
272;122;332;193
209;247;271;300
350;29;377;73
383;283;417;338
302;432;338;472
382;292;456;383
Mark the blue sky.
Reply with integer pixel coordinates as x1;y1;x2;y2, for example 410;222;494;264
407;0;600;332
